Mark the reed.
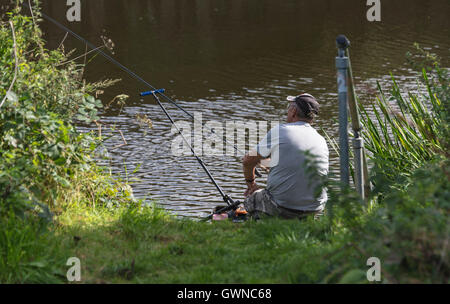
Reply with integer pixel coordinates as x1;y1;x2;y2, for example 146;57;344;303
358;68;448;184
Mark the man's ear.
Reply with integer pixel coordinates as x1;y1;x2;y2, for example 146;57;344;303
290;106;297;118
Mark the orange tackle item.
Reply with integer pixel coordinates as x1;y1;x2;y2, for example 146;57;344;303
234;206;248;216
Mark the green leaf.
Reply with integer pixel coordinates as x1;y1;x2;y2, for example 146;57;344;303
85;103;95;110
25;111;36;120
338;269;368;284
94;99;103;108
5;134;18;148
76;114;89;121
54;157;66;166
26;261;46;268
6;91;18;102
85;95;95;104
55;176;71;187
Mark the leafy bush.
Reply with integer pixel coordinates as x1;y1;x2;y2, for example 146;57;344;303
0;3;110;219
0;2;136;283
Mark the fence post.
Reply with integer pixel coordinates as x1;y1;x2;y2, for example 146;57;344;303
346;49;366;200
335;35;350;187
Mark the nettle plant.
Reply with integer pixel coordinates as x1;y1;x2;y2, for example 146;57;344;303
0;5;117;218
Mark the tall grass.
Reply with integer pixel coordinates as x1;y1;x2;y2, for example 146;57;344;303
310;46;450;283
358;57;448;188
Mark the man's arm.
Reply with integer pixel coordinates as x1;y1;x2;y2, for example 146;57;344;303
243;123;278;197
242;152;266;197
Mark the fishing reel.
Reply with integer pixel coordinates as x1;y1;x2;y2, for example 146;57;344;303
211;204;248;223
206;199;248;223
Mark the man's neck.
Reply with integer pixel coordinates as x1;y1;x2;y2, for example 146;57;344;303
288;118;312;124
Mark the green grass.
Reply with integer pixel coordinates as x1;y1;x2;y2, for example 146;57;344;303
4;162;447;284
50;203;341;284
50;160;450;284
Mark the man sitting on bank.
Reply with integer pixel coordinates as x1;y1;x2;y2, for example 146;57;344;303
242;93;329;219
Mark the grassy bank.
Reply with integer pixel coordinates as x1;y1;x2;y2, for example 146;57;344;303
1;2;448;284
7;158;447;284
54;204;335;283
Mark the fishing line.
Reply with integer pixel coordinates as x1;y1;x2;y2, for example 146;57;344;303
22;2;262;177
143;89;234;207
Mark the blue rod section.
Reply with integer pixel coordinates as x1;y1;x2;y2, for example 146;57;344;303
140;89;165;97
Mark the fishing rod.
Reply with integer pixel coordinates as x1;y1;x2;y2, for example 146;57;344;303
22;2;263;177
141;89;242;220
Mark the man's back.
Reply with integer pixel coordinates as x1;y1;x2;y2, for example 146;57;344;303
257;121;329;211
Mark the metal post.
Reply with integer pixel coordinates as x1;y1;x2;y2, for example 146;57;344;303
353;137;364;197
336;35;350;186
346;48;366;199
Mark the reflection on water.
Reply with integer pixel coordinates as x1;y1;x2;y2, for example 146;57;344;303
38;0;450;217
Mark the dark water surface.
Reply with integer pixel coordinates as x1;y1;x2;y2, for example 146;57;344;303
38;0;449;217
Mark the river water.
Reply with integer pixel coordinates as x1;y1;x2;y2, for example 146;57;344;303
38;0;449;218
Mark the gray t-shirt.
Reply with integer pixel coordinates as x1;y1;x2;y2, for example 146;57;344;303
256;121;329;211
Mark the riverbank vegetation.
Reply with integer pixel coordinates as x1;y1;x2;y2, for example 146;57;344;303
1;3;448;283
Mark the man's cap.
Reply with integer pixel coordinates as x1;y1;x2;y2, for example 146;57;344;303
286;93;320;118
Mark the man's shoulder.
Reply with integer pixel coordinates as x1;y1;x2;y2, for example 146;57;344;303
287;123;329;150
281;122;321;136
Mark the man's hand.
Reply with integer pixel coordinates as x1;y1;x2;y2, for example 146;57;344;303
244;181;260;198
243;151;265;198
